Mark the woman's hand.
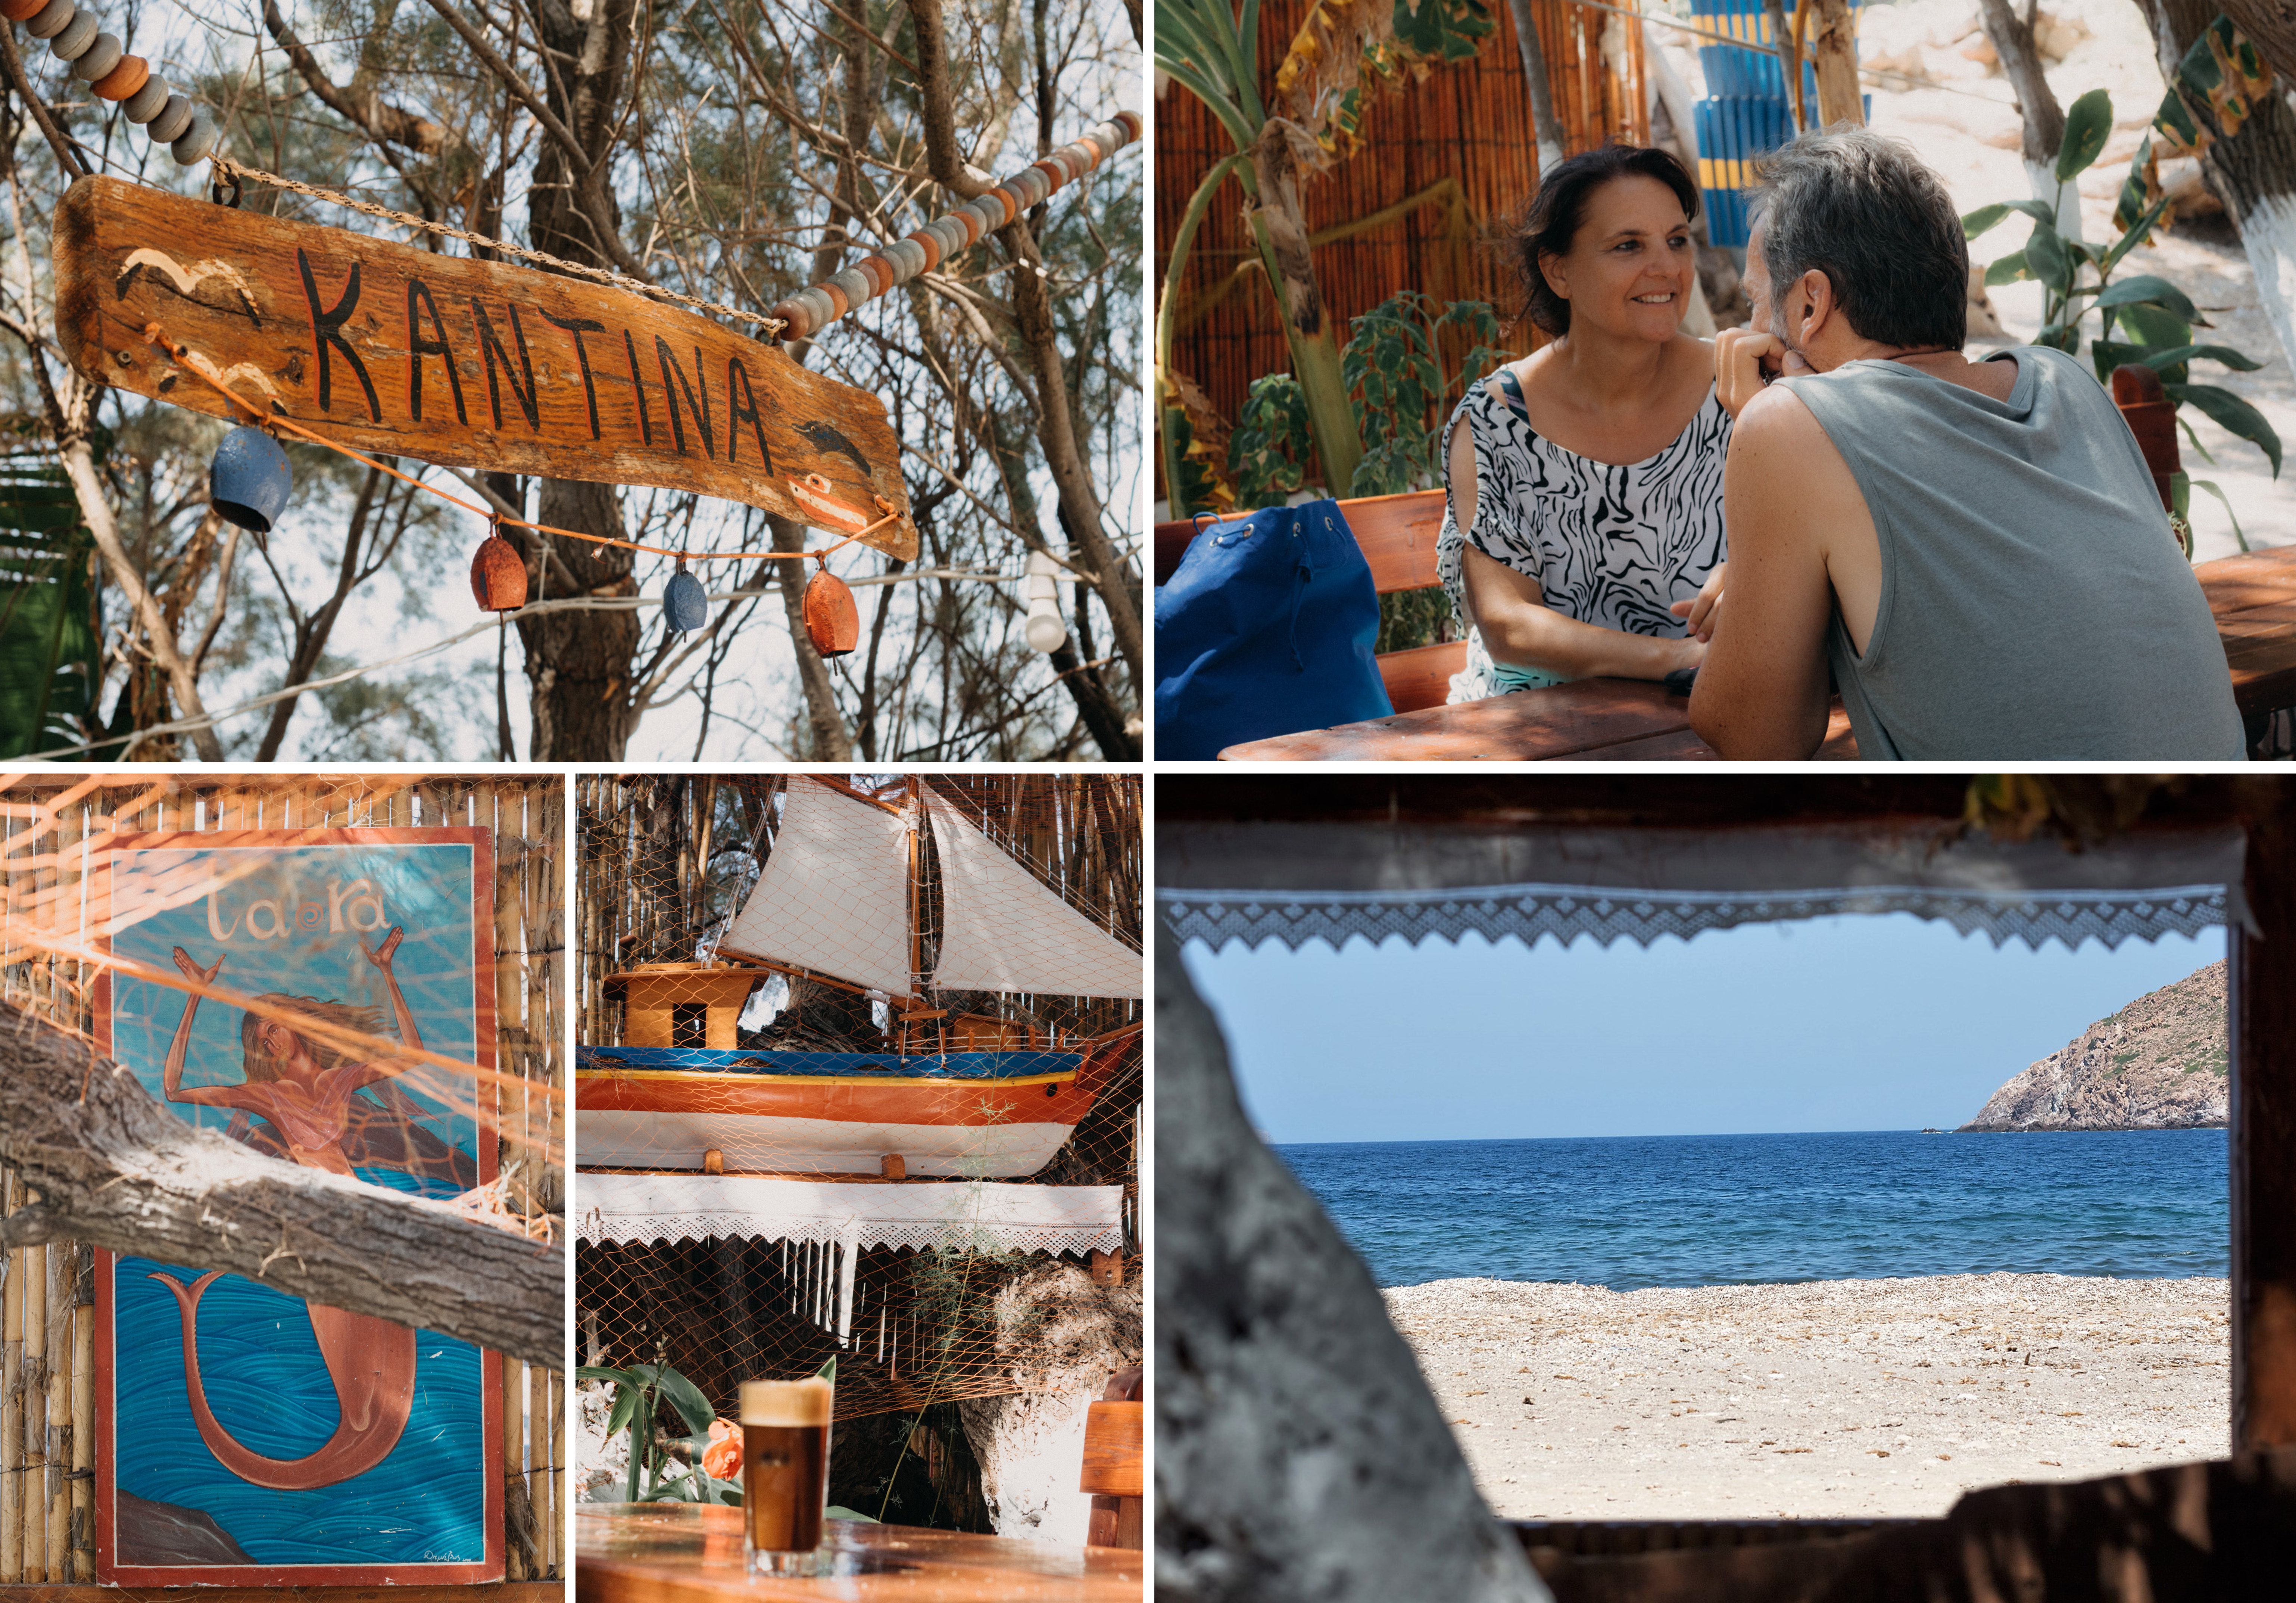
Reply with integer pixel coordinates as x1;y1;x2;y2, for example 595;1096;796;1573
173;947;224;985
1670;563;1727;642
362;927;404;970
1714;329;1811;420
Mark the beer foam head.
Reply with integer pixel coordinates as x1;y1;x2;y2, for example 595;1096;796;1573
740;1377;834;1427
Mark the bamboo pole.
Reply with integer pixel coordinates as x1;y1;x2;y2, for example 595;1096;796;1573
3;1172;24;1583
44;1245;68;1579
22;1240;44;1582
503;1352;525;1581
528;1359;550;1577
71;1289;90;1581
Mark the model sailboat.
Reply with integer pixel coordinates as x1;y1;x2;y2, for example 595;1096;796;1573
577;777;1143;1179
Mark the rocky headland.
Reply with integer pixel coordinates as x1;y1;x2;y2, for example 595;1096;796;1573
1960;963;2226;1132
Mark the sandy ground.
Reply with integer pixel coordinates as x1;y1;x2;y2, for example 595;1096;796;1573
1388;1274;2229;1520
1665;0;2296;558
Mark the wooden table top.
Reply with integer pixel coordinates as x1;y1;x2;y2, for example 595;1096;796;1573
574;1505;1143;1603
1218;545;2296;761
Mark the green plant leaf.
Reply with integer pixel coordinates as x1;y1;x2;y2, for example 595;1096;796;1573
2023;226;2072;293
2116;302;2192;352
603;1385;641;1441
2139;343;2266;373
2102;193;2171;273
816;1355;838;1383
2167;382;2283;476
2095;275;2198;322
654;1366;718;1436
2189;478;2249;552
826;1507;882;1523
1984;249;2031;287
2178;413;2219;467
2056;89;2113;181
577;1366;641;1386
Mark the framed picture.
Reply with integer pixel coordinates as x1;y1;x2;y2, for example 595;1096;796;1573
90;827;504;1585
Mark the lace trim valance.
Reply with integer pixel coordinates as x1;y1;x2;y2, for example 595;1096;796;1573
1157;823;2247;952
577;1173;1126;1257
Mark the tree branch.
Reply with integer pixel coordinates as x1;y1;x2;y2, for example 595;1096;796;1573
0;1003;563;1367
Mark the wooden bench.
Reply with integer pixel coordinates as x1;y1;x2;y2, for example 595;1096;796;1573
1155;489;1463;713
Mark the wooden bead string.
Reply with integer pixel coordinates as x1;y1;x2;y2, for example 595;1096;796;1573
767;109;1144;340
3;0;215;164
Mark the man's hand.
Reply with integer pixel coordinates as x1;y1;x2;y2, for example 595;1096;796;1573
1714;329;1811;420
1669;563;1727;642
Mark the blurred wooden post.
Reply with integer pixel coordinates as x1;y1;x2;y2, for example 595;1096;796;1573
1807;0;1863;127
2233;791;2296;1450
22;1241;43;1580
3;1172;23;1581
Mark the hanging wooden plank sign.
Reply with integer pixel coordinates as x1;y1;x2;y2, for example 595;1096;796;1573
51;176;917;560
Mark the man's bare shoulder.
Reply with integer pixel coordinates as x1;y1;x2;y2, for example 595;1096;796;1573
1729;379;1827;446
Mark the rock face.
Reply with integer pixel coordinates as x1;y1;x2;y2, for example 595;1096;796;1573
1961;962;2228;1132
114;1490;258;1567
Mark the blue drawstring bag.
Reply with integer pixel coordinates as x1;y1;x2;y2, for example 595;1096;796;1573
1154;500;1393;759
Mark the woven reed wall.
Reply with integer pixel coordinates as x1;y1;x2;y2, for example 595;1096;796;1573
1156;0;1650;444
0;774;567;1584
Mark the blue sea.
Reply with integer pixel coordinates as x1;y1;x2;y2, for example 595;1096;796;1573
1276;1129;2228;1290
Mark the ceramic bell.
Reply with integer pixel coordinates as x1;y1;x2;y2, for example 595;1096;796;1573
209;426;292;533
663;561;708;632
470;527;528;611
803;564;858;658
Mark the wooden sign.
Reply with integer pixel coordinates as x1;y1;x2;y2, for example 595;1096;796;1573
92;827;503;1585
53;176;917;560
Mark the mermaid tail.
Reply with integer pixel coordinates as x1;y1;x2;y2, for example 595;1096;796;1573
149;1271;418;1490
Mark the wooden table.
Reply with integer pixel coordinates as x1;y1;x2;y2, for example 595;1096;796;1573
574;1504;1143;1603
1219;545;2296;760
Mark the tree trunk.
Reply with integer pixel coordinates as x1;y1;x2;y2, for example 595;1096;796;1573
1806;0;1864;129
770;514;855;759
1978;0;2079;239
514;0;642;760
2146;0;2296;380
0;1003;561;1366
1504;0;1568;175
1245;127;1365;498
1153;923;1551;1603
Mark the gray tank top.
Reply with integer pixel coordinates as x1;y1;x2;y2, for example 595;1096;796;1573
1776;347;2247;759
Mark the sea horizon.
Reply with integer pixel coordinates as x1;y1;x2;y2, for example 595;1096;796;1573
1276;1128;2229;1292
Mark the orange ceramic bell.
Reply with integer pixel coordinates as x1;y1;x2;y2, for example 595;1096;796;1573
803;564;858;657
470;525;528;612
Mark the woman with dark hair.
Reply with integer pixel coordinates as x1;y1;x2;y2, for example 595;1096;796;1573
1436;143;1732;700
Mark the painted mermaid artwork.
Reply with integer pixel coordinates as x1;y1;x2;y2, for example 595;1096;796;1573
155;927;440;1492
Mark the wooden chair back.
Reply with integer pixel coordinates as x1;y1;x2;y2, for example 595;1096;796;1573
1081;1363;1144;1550
2111;363;2181;513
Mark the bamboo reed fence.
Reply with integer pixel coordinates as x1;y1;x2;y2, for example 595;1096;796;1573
1157;0;1650;452
0;773;567;1585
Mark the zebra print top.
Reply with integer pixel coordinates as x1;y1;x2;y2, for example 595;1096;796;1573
1436;370;1732;702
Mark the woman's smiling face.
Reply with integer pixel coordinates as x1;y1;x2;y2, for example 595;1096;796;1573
1539;173;1695;344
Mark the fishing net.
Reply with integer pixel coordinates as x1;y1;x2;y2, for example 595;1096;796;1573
0;774;566;1583
574;773;1143;1428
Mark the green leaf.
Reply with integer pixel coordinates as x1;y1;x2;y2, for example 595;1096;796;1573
654;1365;718;1436
603;1385;641;1441
1962;202;2011;240
2167;383;2283;476
2178;413;2219;467
815;1355;838;1383
577;1366;642;1387
825;1507;882;1523
2189;478;2249;553
2023;226;2071;293
2140;343;2266;374
2095;275;2199;322
2116;302;2192;352
2056;90;2113;181
1984;249;2031;287
2103;193;2171;273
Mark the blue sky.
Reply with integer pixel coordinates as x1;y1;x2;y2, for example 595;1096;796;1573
1180;915;2225;1144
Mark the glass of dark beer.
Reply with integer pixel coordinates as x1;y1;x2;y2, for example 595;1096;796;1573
740;1377;833;1577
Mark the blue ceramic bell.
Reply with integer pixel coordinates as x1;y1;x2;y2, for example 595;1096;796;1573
663;561;708;632
209;426;292;533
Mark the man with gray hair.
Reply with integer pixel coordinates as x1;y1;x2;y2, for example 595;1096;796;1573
1679;128;2245;759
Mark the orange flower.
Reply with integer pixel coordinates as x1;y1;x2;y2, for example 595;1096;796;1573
701;1417;741;1480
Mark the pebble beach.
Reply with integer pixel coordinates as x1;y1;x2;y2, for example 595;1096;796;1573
1388;1273;2228;1520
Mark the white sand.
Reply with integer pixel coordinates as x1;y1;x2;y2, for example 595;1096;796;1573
1387;1274;2228;1520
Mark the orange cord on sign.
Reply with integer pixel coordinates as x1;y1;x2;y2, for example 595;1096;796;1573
142;324;905;561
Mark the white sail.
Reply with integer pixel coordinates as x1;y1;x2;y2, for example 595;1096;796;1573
926;793;1143;999
720;779;914;996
